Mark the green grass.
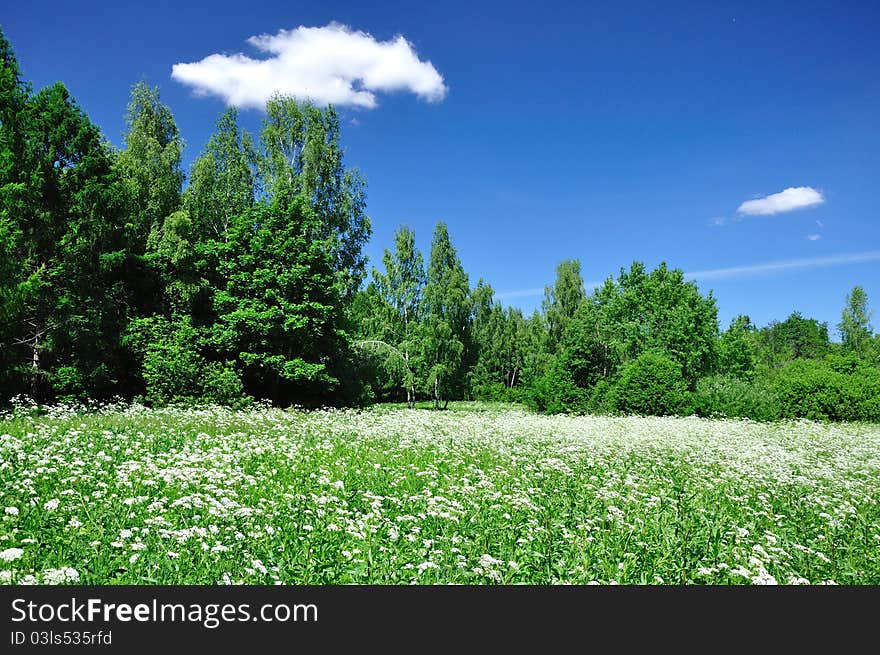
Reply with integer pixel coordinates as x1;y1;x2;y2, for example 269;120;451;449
1;402;878;584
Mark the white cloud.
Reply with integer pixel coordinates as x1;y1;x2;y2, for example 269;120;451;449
685;251;880;281
805;234;821;241
171;23;448;109
737;186;825;216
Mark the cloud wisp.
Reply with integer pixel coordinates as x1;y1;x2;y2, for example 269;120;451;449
171;23;448;109
495;251;880;300
684;250;880;281
737;186;825;216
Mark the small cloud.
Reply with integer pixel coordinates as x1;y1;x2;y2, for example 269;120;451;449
805;234;822;241
737;186;825;216
172;23;448;109
709;215;742;227
349;117;361;126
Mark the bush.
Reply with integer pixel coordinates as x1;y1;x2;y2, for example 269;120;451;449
771;359;880;422
125;316;250;407
472;382;522;403
138;319;204;406
692;374;781;421
525;362;590;415
609;351;690;416
202;361;250;408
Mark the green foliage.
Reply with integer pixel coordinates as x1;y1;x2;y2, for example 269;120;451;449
116;81;184;250
210;196;346;405
469;282;529;396
366;225;425;405
542;259;586;352
718;315;759;379
597;262;719;383
692;374;781;421
184;107;255;243
1;27;878;423
838;286;873;359
3;78;130;402
124;316;248;407
259;96;371;299
419;221;471;408
526;360;590;415
201;361;250;408
772;359;880;422
758;311;830;367
609;351;691;416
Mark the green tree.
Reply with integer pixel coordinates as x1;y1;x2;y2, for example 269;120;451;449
718;315;759;379
596;262;718;384
542;259;586;351
209;196;345;405
259;96;371;299
470;282;528;397
610;350;690;416
838;286;873;359
368;225;426;406
7;82;126;400
0;27;29;398
420;222;470;408
759;311;830;366
116;82;184;251
185;107;256;242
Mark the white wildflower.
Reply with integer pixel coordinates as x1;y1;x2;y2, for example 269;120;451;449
0;548;24;562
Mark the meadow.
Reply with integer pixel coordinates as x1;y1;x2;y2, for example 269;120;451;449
1;401;878;585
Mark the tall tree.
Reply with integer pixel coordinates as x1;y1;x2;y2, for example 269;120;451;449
471;298;528;395
542;259;586;351
760;311;830;366
259;96;371;299
420;221;470;408
210;195;345;405
116;82;183;251
114;82;185;325
718;315;759;379
8;82;125;400
543;261;718;408
370;225;425;406
0;27;29;397
185;107;256;242
838;286;873;359
601;262;718;383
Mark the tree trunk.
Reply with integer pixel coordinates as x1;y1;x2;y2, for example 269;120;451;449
405;349;414;409
30;334;40;402
433;376;440;410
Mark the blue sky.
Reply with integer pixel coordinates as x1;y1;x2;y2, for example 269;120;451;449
4;1;879;333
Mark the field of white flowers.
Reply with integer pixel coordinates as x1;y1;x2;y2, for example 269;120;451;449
1;402;878;585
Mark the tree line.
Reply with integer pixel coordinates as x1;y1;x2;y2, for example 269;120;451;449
2;29;879;420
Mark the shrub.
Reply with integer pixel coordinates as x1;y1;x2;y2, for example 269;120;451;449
525;362;590;415
125;316;250;407
202;361;250;408
609;351;690;416
138;319;204;406
771;359;876;422
692;374;781;421
472;382;522;403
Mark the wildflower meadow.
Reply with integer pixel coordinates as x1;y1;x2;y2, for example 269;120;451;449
1;402;878;585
